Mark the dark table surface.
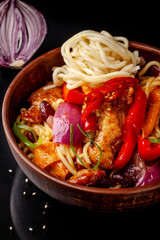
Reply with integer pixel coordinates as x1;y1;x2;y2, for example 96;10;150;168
1;1;160;239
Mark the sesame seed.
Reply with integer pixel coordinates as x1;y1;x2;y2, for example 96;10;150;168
9;226;13;231
29;227;33;231
8;169;12;173
25;178;29;183
32;192;36;196
42;225;46;230
23;191;26;195
44;203;48;209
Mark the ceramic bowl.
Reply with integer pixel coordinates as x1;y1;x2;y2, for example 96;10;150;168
2;43;160;212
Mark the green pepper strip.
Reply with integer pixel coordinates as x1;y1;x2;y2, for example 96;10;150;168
13;121;43;148
70;123;102;170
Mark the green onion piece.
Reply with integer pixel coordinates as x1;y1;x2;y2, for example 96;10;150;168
70;123;102;170
15;122;37;141
148;138;160;144
13;121;43;148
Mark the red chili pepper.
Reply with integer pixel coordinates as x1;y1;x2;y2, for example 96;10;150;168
62;82;85;105
138;135;160;161
114;84;147;169
84;113;97;132
81;77;138;123
81;98;102;123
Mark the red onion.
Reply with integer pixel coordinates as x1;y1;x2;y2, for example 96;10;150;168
136;161;160;187
112;151;147;188
0;0;47;68
52;102;84;146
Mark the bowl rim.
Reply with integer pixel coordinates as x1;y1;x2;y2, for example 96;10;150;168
2;43;160;196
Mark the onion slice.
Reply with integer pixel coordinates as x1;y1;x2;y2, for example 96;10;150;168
52;102;84;146
0;0;47;68
136;161;160;187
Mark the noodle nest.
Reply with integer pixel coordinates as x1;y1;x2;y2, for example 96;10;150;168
52;30;140;89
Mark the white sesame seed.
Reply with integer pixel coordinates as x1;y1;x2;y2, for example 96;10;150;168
9;226;13;231
23;191;26;195
32;192;36;196
8;169;12;173
25;178;29;183
42;225;46;230
29;227;33;231
44;203;48;209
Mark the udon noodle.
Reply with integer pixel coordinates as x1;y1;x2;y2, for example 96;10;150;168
52;30;140;89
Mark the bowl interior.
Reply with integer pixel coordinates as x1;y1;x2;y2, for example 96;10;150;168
2;43;160;210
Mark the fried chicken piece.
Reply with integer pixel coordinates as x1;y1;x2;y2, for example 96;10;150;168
68;169;106;186
21;83;62;123
88;86;134;170
88;102;122;169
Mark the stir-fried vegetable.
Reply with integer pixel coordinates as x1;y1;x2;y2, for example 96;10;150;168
114;83;147;169
136;161;160;187
83;113;97;132
142;86;160;138
62;82;85;105
52;102;84;146
138;135;160;161
13;121;42;148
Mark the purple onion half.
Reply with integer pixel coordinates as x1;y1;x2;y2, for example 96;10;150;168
0;0;47;68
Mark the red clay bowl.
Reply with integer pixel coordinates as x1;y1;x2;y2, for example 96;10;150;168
2;43;160;212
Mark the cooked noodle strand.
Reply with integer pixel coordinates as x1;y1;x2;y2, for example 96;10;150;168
52;30;140;89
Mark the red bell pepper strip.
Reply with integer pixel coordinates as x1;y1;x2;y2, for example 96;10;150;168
114;84;147;169
138;135;160;161
62;82;85;105
114;127;138;169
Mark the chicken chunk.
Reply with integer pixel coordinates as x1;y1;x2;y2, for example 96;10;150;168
21;83;62;123
27;82;62;105
68;169;106;186
88;86;134;170
88;102;122;169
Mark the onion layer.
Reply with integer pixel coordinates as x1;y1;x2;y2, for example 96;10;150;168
52;102;84;146
136;161;160;187
0;0;47;68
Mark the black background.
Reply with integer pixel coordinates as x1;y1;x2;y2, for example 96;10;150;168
1;0;160;239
